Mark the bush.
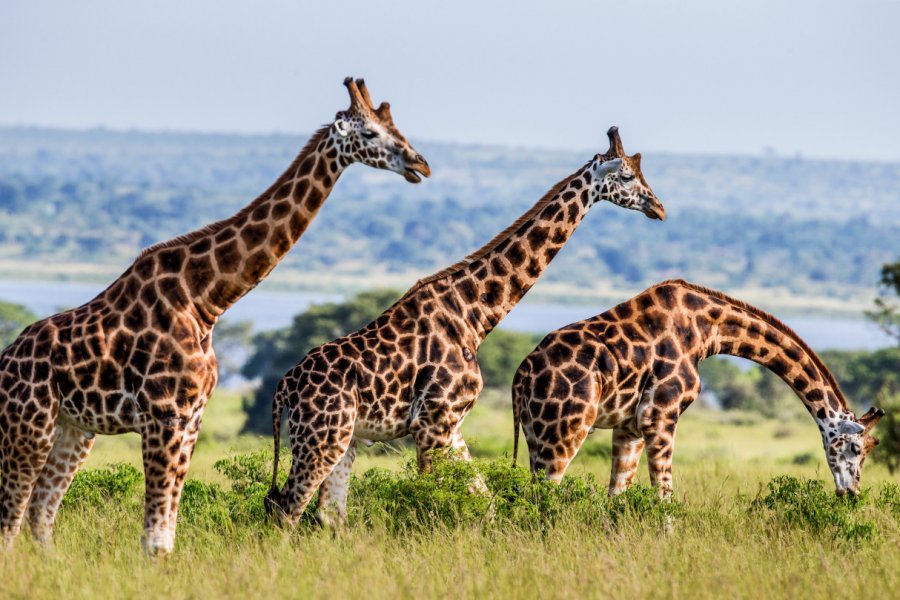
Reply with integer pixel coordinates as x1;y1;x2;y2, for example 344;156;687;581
59;455;896;544
63;463;143;510
750;476;876;542
348;454;679;533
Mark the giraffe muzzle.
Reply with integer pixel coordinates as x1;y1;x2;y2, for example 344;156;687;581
642;197;666;221
403;155;431;183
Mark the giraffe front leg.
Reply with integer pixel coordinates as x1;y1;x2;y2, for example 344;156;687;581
162;404;207;547
26;424;96;545
140;417;193;557
639;415;677;500
608;427;645;496
316;441;357;528
449;428;489;494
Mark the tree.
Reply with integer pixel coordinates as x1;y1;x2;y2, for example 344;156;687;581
698;357;796;417
477;329;542;390
0;301;38;349
873;393;900;474
866;260;900;344
698;358;758;411
212;319;254;383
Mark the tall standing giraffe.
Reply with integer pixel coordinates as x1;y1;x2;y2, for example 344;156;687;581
0;78;430;555
267;128;666;526
512;279;885;497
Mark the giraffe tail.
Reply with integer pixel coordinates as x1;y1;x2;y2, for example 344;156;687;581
268;387;285;496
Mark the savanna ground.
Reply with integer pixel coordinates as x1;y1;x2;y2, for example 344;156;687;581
2;389;898;600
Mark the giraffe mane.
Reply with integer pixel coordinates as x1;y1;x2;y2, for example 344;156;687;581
397;168;584;301
660;278;850;410
135;126;331;260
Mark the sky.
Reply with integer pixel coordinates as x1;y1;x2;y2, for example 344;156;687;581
1;1;899;161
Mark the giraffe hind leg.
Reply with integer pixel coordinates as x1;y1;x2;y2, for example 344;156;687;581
316;441;357;528
608;427;645;496
276;393;357;527
26;424;96;545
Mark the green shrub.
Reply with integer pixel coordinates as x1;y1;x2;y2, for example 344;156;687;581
63;463;142;510
347;454;679;534
751;476;876;542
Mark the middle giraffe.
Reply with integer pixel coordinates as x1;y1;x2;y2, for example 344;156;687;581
267;128;666;526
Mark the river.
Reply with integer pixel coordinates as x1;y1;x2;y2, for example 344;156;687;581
0;279;893;351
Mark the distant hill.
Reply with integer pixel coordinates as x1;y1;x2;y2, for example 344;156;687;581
0;126;897;315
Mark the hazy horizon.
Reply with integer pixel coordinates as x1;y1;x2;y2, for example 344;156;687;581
2;1;899;162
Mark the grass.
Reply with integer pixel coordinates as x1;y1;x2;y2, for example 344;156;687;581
2;387;898;600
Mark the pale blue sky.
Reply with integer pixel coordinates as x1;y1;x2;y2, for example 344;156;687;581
1;1;898;160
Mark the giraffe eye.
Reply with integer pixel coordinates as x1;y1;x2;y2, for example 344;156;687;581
851;443;861;455
361;130;378;140
621;173;634;182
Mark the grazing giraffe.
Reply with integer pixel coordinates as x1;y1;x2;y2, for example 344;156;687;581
267;128;666;527
512;279;885;498
0;77;430;555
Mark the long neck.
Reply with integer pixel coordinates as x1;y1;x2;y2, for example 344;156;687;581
694;288;851;428
431;165;594;339
147;127;344;324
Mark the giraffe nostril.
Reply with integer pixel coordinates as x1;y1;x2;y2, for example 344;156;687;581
414;154;426;164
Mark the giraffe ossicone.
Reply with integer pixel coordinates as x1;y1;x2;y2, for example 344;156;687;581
0;77;428;555
512;279;884;498
266;127;665;527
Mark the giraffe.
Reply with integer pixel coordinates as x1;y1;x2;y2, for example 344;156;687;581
512;279;885;498
266;127;666;527
0;77;430;555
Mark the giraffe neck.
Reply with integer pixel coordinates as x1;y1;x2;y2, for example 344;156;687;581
417;165;594;340
142;127;343;325
693;288;851;429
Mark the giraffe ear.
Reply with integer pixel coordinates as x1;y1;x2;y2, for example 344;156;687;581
839;421;865;435
334;118;351;137
596;158;622;177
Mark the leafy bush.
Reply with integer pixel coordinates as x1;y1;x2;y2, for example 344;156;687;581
347;454;679;533
60;455;896;545
750;476;876;542
63;463;142;510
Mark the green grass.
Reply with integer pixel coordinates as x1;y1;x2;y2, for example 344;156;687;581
3;388;898;600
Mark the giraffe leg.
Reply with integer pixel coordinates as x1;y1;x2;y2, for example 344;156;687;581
639;377;699;500
316;441;357;528
26;424;96;545
0;386;56;549
274;395;357;527
448;427;488;494
140;417;196;557
608;427;645;496
526;402;597;483
162;404;206;548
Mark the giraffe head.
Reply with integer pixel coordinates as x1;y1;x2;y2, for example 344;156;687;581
331;77;431;183
822;406;884;496
591;127;665;221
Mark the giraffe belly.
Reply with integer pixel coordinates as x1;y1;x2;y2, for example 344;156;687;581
592;391;640;430
58;390;144;435
352;420;410;442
